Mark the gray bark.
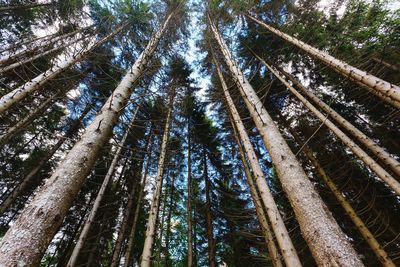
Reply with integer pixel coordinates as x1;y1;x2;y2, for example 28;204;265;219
209;16;364;267
0;12;174;266
247;14;400;109
140;90;175;267
67;107;139;267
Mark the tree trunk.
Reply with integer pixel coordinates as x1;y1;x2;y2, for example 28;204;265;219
0;26;93;66
246;14;400;109
0;34;89;73
258;58;400;178
0;95;56;146
203;148;217;267
187;120;193;267
140;89;175;267
255;56;400;195
164;169;175;267
209;16;364;267
0;23;124;115
371;57;400;72
0;12;174;266
286;126;396;267
228;115;283;267
215;60;301;267
123;130;154;267
67;106;139;267
0;104;91;215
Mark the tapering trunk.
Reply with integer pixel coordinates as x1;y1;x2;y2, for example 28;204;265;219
0;23;124;115
215;60;301;267
246;14;400;109
0;34;89;73
209;16;364;266
0;31;59;54
68;107;139;267
255;57;400;195
0;104;91;215
371;57;400;72
0;26;93;66
286;126;395;267
164;170;175;267
0;2;53;12
203;149;216;267
228;115;283;267
123;131;153;267
0;12;174;266
140;90;175;267
259;58;400;178
187;121;193;267
110;175;140;267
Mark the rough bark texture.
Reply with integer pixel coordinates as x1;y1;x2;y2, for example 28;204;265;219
288;128;396;267
209;16;364;267
0;104;91;215
140;90;175;267
123;132;153;267
164;169;175;267
0;24;124;115
0;13;173;266
216;61;301;267
256;57;400;195
246;14;400;109
67;107;139;267
229;114;283;267
203;149;217;267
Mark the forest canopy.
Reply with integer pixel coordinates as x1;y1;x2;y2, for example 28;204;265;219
0;0;399;266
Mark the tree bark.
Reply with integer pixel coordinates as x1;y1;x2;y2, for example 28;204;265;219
262;59;400;178
0;104;91;215
215;60;301;267
164;169;175;267
0;34;89;73
0;23;124;115
228;114;283;267
203;148;217;267
255;56;400;195
140;90;175;267
371;57;400;72
187;119;193;267
209;16;364;267
0;26;93;66
0;12;174;266
0;3;53;12
246;14;400;109
67;106;139;267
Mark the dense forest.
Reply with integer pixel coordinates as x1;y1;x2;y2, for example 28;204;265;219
0;0;399;266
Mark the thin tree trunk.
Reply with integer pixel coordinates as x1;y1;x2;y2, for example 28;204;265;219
0;23;124;115
0;32;57;54
215;60;301;267
287;126;396;267
371;57;400;72
164;169;175;267
229;115;283;267
110;173;140;267
0;34;89;73
140;90;175;267
209;16;364;266
255;56;400;195
258;58;400;178
246;14;400;109
68;106;139;267
0;12;174;266
0;26;93;66
0;104;91;215
123;130;153;267
187;120;193;267
0;2;53;12
203;148;217;267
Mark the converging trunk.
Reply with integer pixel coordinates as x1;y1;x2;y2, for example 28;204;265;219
246;14;400;109
0;12;174;266
209;16;364;266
